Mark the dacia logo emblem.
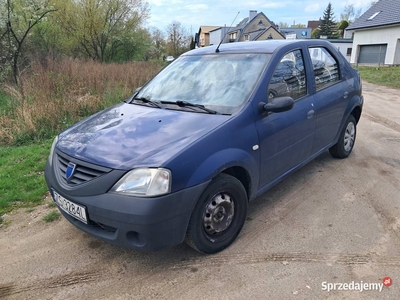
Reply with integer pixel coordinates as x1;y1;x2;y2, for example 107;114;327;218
66;162;76;180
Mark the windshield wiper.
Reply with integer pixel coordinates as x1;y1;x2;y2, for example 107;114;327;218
132;96;162;108
161;100;217;114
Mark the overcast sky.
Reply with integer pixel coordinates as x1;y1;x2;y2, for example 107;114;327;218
146;0;373;35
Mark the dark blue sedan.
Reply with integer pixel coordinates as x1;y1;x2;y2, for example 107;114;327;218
45;40;363;254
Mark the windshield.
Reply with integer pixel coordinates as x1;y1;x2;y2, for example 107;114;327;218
136;53;270;114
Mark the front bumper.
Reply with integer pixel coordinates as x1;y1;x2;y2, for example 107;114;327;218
45;157;209;252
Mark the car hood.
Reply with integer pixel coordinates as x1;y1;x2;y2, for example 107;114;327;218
56;103;230;170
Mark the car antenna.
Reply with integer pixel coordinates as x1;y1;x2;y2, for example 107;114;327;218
215;11;240;53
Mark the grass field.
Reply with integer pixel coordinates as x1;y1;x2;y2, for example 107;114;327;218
0;59;163;221
0;139;52;216
357;66;400;89
0;59;163;146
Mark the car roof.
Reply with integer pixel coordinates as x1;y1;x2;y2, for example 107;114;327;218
183;40;335;56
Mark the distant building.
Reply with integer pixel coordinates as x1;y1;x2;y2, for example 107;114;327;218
307;20;320;31
209;26;230;46
346;0;400;65
327;39;354;62
279;27;312;39
197;26;220;47
197;10;284;47
227;10;285;42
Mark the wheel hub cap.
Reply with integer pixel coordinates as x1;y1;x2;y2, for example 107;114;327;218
203;193;235;235
344;122;355;152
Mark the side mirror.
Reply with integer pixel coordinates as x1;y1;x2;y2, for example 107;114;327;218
258;96;294;114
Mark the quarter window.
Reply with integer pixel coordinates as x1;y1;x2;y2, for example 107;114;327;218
308;47;339;90
268;49;307;100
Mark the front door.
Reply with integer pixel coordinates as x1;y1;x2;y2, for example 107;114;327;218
255;49;315;188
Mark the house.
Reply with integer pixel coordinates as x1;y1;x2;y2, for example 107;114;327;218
327;39;354;62
346;0;400;65
197;26;221;47
227;10;285;42
197;11;284;48
209;26;230;46
279;27;312;39
307;20;320;32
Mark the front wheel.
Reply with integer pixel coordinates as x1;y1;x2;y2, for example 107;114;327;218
329;115;357;158
185;173;248;254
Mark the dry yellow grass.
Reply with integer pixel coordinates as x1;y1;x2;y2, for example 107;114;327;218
0;58;162;145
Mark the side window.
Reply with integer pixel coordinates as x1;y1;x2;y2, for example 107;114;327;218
308;47;339;90
268;49;307;101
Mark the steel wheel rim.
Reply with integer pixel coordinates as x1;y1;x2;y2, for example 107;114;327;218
344;122;355;152
203;192;235;237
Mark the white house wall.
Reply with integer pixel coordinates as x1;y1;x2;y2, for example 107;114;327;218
210;29;222;46
350;26;400;65
330;42;353;62
210;28;230;46
394;39;400;64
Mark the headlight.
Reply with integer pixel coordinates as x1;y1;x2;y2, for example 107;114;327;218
110;168;171;197
48;136;58;166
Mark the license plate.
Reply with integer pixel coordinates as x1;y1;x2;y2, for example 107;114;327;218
51;189;87;224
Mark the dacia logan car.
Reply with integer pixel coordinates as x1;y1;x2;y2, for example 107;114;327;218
45;40;363;254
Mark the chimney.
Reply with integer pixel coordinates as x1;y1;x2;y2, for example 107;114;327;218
249;10;257;21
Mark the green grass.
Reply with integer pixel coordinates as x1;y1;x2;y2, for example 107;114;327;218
0;139;52;214
0;217;11;226
43;210;61;222
0;90;14;116
357;66;400;89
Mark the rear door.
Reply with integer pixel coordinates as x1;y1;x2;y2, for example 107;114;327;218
255;49;316;188
307;46;349;154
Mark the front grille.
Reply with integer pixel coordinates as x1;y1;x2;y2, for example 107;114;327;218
89;220;117;233
55;151;111;186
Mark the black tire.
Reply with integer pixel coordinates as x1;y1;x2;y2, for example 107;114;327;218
185;173;248;254
329;114;356;158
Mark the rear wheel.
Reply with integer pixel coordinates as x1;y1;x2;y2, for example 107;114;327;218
185;174;248;254
329;115;356;158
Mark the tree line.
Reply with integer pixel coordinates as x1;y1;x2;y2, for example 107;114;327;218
0;0;192;86
1;0;377;87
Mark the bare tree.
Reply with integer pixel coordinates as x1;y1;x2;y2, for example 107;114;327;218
340;4;362;22
166;21;190;57
291;23;306;28
2;0;56;86
369;1;378;8
148;27;166;60
277;22;289;28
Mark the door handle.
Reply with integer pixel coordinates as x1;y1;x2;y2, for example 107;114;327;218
307;110;315;119
343;91;349;99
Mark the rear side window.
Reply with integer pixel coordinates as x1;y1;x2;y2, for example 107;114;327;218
268;49;307;101
308;47;339;90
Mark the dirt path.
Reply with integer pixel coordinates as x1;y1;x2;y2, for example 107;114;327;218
1;82;400;299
